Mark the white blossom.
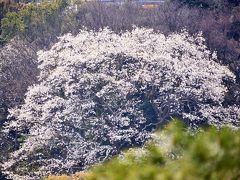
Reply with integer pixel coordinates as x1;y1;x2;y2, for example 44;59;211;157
2;27;239;179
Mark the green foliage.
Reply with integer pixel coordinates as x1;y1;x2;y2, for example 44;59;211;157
0;0;70;42
86;121;240;180
1;11;24;40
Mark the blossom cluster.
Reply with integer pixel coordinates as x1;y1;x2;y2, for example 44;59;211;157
2;28;239;179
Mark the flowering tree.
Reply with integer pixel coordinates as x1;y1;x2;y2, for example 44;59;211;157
2;28;239;179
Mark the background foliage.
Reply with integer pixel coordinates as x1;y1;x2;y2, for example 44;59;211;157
0;0;74;45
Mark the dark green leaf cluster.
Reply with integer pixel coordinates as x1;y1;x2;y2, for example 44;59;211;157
0;0;70;43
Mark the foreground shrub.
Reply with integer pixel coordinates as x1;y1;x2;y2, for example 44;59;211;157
46;121;240;180
88;121;240;180
2;28;239;179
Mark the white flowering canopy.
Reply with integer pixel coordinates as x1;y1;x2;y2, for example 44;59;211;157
2;28;239;179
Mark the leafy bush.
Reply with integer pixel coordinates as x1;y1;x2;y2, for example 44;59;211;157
0;11;24;40
0;0;72;45
87;121;240;180
2;28;239;179
45;120;240;180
